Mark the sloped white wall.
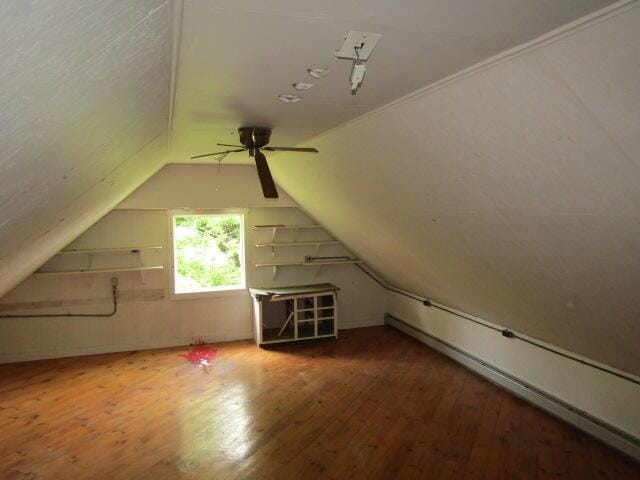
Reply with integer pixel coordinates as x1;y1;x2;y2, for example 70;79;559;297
0;165;385;362
0;134;169;299
271;3;640;375
0;1;173;298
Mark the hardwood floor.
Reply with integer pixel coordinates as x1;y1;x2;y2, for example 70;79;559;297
0;326;638;479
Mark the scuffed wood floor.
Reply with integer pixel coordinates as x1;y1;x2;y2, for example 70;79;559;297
0;326;638;479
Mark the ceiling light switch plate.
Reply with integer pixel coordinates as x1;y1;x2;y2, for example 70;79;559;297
333;31;382;60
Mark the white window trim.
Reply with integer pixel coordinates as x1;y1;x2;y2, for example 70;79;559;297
167;209;249;301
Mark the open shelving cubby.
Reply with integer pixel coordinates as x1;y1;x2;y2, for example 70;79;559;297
250;283;339;345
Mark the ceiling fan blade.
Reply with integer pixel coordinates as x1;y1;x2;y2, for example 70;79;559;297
190;148;245;160
262;147;319;153
217;143;244;148
254;150;278;199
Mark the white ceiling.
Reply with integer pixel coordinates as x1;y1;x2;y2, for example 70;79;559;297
170;0;614;163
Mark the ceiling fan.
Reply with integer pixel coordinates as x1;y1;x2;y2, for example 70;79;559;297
190;127;318;199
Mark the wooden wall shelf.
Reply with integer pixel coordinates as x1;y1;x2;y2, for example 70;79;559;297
254;241;340;248
34;265;164;278
255;260;362;279
56;246;163;256
253;225;322;230
255;260;362;268
253;224;325;242
253;223;360;276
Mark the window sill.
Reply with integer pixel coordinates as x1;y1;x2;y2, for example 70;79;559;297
169;288;249;301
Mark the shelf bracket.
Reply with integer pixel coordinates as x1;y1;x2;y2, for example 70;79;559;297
314;265;323;278
272;265;278;280
137;248;145;284
271;227;277;243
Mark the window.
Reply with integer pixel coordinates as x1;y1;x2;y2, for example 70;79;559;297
172;213;245;295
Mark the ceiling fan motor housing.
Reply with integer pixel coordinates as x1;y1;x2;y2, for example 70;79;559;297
190;127;317;199
239;127;271;149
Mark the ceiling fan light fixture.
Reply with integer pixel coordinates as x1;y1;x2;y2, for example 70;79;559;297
307;67;329;79
292;82;314;90
277;93;302;104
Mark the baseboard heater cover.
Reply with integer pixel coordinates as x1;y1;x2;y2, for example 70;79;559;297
385;313;640;462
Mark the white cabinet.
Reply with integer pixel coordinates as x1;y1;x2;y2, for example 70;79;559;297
250;284;339;346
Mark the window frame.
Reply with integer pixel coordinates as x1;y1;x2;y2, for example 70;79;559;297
168;209;248;300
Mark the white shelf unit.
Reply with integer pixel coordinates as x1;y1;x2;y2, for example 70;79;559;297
37;245;164;283
253;224;361;278
255;240;340;248
253;224;323;243
254;240;341;257
255;259;362;278
56;246;163;255
253;225;323;229
33;265;164;278
250;284;339;346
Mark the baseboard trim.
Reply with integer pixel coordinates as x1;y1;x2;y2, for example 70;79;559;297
339;317;384;330
0;318;384;364
385;313;640;462
0;331;254;364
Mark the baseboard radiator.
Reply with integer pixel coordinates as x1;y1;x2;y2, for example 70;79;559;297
385;313;640;462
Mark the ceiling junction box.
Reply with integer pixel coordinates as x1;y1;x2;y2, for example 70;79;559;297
333;30;382;61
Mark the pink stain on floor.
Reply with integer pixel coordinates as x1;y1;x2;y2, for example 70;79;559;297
181;343;218;372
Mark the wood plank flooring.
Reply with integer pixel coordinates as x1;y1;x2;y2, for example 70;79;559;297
0;326;638;479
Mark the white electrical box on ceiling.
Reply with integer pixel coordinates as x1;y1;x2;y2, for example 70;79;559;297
333;30;382;60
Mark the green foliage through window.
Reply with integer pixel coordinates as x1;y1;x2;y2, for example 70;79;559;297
173;215;243;292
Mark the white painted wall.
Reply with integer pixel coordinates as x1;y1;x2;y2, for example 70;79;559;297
271;2;640;376
0;165;385;362
387;291;640;443
117;164;298;209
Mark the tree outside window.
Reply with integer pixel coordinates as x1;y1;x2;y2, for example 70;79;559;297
173;214;245;293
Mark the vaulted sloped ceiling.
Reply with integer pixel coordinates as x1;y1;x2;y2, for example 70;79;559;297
2;0;637;376
271;3;640;375
0;1;173;296
171;0;613;162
